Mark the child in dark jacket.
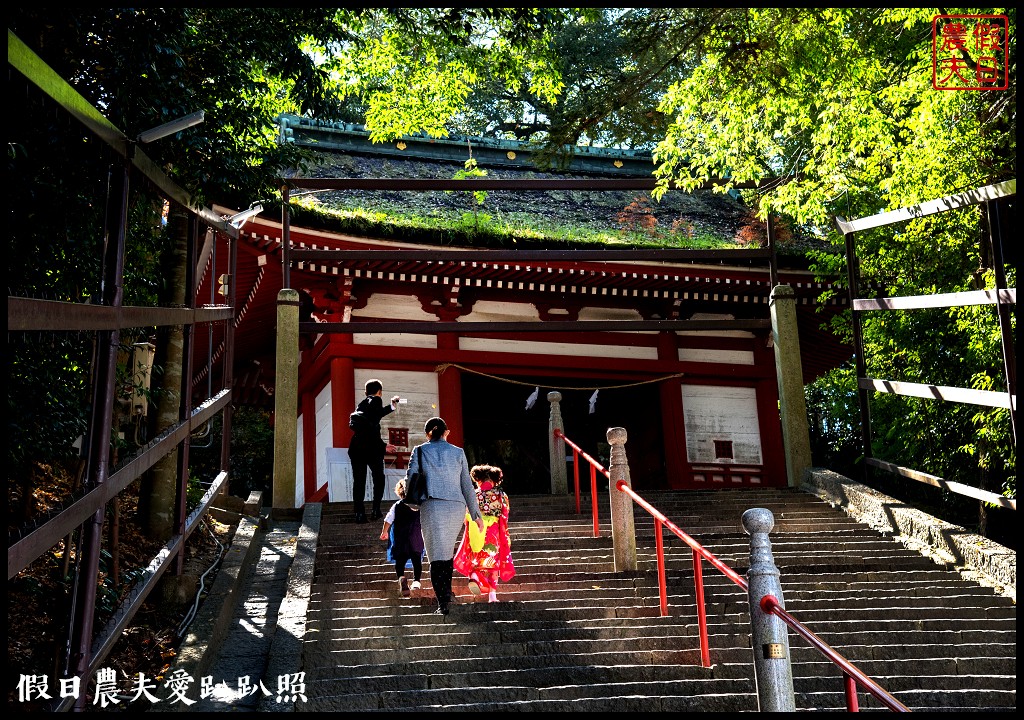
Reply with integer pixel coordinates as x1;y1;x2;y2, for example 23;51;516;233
379;478;425;597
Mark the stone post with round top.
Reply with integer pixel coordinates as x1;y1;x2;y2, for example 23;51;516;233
607;427;637;572
742;507;796;712
547;391;568;495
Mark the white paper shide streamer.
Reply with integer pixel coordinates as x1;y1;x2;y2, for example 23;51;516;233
525;386;540;410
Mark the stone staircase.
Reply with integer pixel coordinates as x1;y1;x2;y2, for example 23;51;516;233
299;488;1016;712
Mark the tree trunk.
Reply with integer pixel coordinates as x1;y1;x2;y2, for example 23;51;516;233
139;207;188;539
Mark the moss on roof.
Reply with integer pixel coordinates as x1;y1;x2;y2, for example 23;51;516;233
285;150;835;263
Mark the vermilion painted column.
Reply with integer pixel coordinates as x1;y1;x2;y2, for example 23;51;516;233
301;391;317;502
437;334;464;446
330;353;356;449
657;331;687;488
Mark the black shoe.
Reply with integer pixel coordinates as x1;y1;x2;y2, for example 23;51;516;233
354;512;367;524
433;604;449;616
370;509;383;521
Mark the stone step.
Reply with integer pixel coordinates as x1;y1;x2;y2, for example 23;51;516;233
794;673;1018;693
311;678;760;711
304;488;1015;713
301;614;1015;655
316;540;943;563
699;641;1016;670
304;623;1018;666
306;674;748;704
305;630;1015;671
305;610;1018;645
784;656;1018;679
307;582;1014;624
349;567;999;595
770;604;1018;622
783;587;1004;602
303;692;760;713
797;688;1017;710
302;648;709;681
302;655;1015;697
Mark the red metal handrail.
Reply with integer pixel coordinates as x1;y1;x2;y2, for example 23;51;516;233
615;479;909;712
554;428;605;537
759;595;909;712
554;428;908;710
615;479;746;669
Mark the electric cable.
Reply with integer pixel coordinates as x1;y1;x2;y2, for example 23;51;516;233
175;519;226;639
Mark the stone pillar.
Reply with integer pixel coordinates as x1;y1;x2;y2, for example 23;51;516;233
607;427;638;572
742;508;796;712
769;285;812;487
547;391;567;495
273;289;300;512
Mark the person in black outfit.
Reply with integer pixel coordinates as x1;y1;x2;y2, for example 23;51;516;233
348;378;400;523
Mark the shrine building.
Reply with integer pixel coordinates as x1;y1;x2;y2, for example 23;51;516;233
194;119;852;505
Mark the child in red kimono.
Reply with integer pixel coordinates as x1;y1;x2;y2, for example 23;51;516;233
453;464;515;602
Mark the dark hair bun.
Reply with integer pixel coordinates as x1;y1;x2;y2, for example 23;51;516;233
424;416;447;437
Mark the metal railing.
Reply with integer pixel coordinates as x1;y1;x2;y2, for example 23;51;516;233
757;594;908;713
554;428;605;537
617;480;909;712
835;179;1016;508
556;427;910;712
9;31;238;709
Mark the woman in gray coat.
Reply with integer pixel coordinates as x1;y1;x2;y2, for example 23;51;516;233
407;417;484;615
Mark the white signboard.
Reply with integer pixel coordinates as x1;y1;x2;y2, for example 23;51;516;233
326;448;405;503
681;384;763;465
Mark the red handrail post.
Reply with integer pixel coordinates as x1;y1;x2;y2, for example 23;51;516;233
693;549;711;668
655;519;668;616
844;673;860;712
572;446;580;514
604;480;907;712
556;427;607;536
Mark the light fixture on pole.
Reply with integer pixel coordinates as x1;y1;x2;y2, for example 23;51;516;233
226;202;264;229
136;110;205;144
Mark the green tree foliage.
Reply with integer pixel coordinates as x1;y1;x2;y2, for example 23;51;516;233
805;365;862;473
320;8;575;145
9;8;1015;526
189;409;274;498
653;8;1015;219
652;8;1016;509
9;8;577;208
11;8;348;208
449;9;740;166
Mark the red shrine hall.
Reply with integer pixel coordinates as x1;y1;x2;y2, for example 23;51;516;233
194;206;851;506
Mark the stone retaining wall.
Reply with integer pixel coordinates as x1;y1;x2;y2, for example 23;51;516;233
802;468;1016;601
